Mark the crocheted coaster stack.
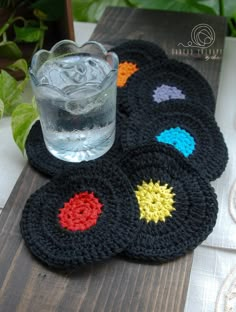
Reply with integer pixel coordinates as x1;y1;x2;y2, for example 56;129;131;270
120;59;215;116
110;40;167;117
20;161;140;269
121;100;228;181
118;144;218;262
22;39;226;267
25;117;124;177
110;40;167;75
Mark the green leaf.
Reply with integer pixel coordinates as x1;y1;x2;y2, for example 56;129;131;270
7;58;28;76
232;10;236;21
129;0;216;14
0;70;22;116
72;0;128;22
0;59;29;116
31;0;64;21
72;0;94;22
0;99;4;119
194;0;218;13
7;58;29;92
14;25;42;43
227;16;236;37
222;2;236;18
190;1;216;15
11;99;39;153
0;41;22;59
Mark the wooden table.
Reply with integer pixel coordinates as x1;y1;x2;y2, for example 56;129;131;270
0;7;226;312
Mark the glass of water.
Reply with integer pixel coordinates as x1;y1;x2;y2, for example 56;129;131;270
30;40;119;162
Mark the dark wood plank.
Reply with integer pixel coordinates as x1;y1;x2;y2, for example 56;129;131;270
0;7;226;312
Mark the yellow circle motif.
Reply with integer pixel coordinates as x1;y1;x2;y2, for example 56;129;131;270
135;180;176;223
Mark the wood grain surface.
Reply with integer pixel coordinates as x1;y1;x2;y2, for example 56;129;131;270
0;7;226;312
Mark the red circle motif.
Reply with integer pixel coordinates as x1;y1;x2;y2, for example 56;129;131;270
58;191;103;231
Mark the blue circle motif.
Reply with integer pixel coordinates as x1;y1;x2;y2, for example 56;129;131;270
156;127;195;157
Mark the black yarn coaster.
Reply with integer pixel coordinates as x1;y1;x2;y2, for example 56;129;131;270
20;161;140;269
120;59;215;116
110;39;167;67
118;144;218;262
121;100;228;181
25;116;124;177
111;40;167;117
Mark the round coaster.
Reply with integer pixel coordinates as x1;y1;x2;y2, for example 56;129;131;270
121;100;228;181
118;144;218;262
25;117;124;177
112;40;167;116
120;59;215;116
20;161;140;269
111;39;167;73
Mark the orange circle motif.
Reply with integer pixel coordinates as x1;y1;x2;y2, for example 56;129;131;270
117;62;139;87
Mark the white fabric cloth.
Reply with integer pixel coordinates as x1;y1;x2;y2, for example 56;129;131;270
0;117;26;208
204;37;236;250
185;246;236;312
185;38;236;312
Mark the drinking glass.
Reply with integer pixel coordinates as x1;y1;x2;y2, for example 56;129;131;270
30;40;118;162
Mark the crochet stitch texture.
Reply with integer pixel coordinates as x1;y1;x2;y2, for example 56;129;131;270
121;100;228;181
119;144;218;261
111;40;167;117
156;127;195;157
119;60;215;117
22;40;227;267
58;191;104;231
117;62;139;87
20;161;140;269
110;39;167;68
135;180;176;223
25;115;124;177
153;85;186;103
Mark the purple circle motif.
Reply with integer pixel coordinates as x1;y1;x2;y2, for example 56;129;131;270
153;84;186;103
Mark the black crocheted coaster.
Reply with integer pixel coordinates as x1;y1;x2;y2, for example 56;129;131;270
20;161;140;269
25;116;124;177
120;59;215;116
121;100;228;181
118;144;218;262
110;39;167;68
111;40;167;117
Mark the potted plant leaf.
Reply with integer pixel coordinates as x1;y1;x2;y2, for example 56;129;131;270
0;0;74;153
0;0;74;76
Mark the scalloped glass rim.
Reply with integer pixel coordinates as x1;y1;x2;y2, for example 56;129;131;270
30;40;119;89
